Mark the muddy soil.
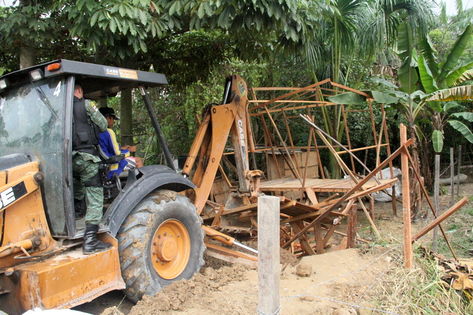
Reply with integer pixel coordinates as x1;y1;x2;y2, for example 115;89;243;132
74;183;473;315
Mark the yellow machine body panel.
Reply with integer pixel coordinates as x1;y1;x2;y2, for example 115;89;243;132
0;162;124;314
0;162;57;268
1;235;124;314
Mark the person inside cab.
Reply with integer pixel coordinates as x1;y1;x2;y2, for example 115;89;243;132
98;107;143;179
72;84;111;254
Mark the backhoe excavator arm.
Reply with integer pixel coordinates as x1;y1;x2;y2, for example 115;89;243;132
182;75;255;214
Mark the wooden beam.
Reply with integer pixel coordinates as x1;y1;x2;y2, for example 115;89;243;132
412;197;468;242
314;223;324;253
346;205;358;248
251;78;331;110
358;197;381;240
405;150;459;261
282;139;413;248
290;222;316;255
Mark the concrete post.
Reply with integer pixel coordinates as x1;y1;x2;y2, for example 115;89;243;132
258;195;280;315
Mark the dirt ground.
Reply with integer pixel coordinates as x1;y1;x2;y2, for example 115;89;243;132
74;183;473;315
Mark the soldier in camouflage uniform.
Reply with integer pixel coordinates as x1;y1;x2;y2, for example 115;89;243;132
72;85;111;254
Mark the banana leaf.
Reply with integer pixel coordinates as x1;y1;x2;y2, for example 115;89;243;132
370;77;398;88
398;22;419;93
451;112;473;122
445;61;473;87
452;69;473;86
372;91;399;104
427;85;473;101
418;35;439;77
438;24;472;85
328;92;366;105
448;119;473;143
443;101;462;112
418;54;438;94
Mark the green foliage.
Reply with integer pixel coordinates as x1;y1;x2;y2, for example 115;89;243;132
328;92;365;105
437;24;472;86
398;22;419;93
447;120;473;143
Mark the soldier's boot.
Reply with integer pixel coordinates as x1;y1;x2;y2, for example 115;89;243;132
83;223;112;255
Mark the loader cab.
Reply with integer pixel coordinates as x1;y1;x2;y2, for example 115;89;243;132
0;60;169;239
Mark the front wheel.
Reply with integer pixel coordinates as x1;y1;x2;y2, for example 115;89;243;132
117;190;205;302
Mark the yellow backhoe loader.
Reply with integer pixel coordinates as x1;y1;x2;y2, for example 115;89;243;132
0;59;260;314
0;60;209;314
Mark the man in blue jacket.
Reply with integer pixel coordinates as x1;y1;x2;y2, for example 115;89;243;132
98;107;137;179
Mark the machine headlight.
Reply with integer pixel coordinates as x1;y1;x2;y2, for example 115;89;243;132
30;69;43;81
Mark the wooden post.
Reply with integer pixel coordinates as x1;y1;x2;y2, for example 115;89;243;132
258;196;280;315
347;204;358;248
457;145;462;196
400;124;413;268
450;147;454;205
432;154;440;251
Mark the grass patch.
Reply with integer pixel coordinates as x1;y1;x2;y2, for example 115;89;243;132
374;247;473;314
435;205;473;258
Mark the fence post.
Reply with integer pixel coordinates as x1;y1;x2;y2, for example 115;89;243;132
450;147;454;205
400;124;412;268
258;195;280;315
432;154;440;251
457;145;462;196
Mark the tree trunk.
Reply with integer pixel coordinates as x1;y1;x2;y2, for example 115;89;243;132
19;46;35;69
420;137;433;190
407;121;422;220
19;0;35;69
120;89;133;145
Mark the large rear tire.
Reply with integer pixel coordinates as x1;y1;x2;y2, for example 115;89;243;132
117;190;205;302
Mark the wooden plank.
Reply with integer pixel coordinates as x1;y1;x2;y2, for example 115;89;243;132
341;105;356;172
305;188;318;205
412;197;468;242
250;78;331;111
381;104;397;216
330;81;371;98
314;223;324;254
322;224;336;248
405;150;459;261
202;203;258;220
205;242;257;261
260;178;395;192
206;248;257;267
346;205;358;248
358;198;381;239
211;205;225;226
282;139;413;248
290;222;316;255
400;124;412;269
280;209;345;224
336;144;388;155
250;99;332;104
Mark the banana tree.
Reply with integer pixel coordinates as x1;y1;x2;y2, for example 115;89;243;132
416;24;473;153
427;86;473;153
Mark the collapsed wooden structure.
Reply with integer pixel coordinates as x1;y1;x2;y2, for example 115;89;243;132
188;77;401;259
183;75;469;265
